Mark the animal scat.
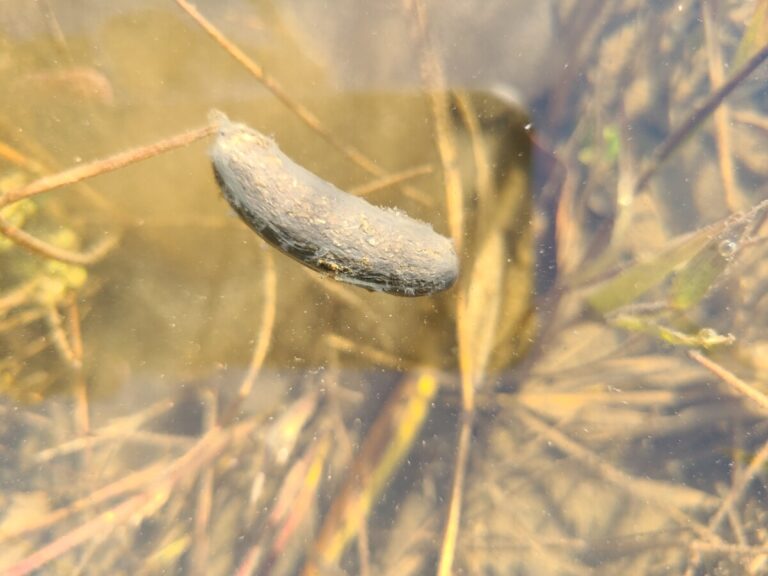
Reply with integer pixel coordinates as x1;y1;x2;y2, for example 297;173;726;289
208;110;459;297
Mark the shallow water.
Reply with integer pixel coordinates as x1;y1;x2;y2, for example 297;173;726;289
1;1;767;575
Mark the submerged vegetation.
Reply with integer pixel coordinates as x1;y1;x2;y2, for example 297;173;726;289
0;1;767;575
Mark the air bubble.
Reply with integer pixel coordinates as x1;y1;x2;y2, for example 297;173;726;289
717;239;738;259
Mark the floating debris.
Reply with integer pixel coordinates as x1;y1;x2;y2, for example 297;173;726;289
209;111;458;296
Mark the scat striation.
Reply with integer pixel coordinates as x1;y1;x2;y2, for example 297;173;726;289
209;111;458;296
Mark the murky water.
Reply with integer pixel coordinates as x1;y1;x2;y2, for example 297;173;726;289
1;1;767;575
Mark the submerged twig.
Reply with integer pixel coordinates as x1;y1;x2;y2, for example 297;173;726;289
221;251;277;424
688;350;768;413
402;0;464;253
191;390;218;576
0;139;46;173
173;0;394;182
0;125;213;264
401;2;471;573
0;280;39;315
702;1;740;211
439;407;474;576
65;297;90;436
3;420;257;576
517;407;719;529
350;164;434;196
43;303;81;370
707;438;768;536
304;372;439;574
0;125;214;209
634;42;768;194
0;218;117;265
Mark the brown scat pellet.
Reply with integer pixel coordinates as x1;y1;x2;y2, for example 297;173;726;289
208;111;459;297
